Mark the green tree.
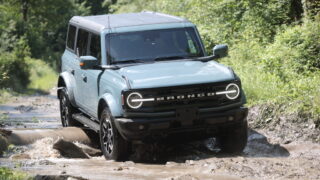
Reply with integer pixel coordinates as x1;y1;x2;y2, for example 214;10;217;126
0;0;90;90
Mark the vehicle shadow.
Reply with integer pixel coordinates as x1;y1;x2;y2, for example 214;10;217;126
128;128;290;164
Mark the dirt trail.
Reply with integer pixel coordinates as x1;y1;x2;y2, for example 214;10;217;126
0;89;60;129
1;89;320;180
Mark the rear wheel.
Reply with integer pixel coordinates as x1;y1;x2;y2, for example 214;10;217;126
99;108;130;161
59;88;82;127
219;120;248;153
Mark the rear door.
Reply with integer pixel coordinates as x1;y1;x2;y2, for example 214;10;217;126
62;24;82;106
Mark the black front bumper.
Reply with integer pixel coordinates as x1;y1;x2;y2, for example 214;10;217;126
114;106;248;142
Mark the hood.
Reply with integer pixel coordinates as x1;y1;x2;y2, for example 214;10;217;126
117;60;235;89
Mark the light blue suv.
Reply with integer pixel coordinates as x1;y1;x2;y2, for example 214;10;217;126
58;12;248;160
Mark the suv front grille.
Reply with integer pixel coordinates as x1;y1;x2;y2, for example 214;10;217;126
123;80;242;113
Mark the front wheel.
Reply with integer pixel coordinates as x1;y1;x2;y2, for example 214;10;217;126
219;120;248;153
59;88;82;127
99;108;130;161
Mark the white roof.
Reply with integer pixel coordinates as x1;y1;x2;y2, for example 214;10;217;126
70;11;190;33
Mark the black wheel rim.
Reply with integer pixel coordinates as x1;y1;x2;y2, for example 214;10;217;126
60;94;69;127
102;117;114;155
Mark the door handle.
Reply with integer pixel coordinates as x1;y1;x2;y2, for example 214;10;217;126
70;69;75;75
81;74;87;82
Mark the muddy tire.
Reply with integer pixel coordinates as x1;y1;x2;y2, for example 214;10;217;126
99;108;130;161
59;88;82;127
219;120;248;153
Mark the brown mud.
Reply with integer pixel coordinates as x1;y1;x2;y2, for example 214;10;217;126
0;88;320;180
0;127;93;146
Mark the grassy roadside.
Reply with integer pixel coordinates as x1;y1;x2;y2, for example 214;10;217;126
26;58;57;93
0;89;17;104
0;58;57;104
219;21;320;127
0;167;31;180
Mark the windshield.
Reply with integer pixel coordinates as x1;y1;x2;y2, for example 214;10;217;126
106;27;204;64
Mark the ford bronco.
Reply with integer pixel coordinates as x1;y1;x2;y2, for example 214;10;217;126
58;12;248;160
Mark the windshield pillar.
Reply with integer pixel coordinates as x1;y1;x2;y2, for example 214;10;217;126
101;31;108;65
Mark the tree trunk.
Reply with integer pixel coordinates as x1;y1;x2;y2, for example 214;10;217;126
290;0;304;21
21;0;29;22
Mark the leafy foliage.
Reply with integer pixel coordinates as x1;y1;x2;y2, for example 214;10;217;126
0;0;106;92
112;0;299;50
112;0;320;123
0;167;30;180
0;37;30;90
26;58;57;92
0;0;319;124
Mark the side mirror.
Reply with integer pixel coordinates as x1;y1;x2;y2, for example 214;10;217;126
79;56;98;69
213;44;228;59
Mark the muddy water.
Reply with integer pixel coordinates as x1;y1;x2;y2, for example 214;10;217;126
1;137;320;180
1;158;245;180
1;88;320;180
0;90;60;129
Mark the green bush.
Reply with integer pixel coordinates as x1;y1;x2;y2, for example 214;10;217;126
26;57;57;92
113;0;294;51
0;39;30;91
220;41;286;105
0;167;30;180
220;21;320;124
262;21;320;72
0;34;56;94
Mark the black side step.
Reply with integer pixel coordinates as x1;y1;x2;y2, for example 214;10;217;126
72;113;100;132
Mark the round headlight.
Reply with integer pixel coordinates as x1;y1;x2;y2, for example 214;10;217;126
126;92;143;109
225;83;240;100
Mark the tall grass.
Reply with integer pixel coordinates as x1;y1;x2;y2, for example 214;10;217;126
0;57;57;103
26;58;57;92
220;21;320;124
0;167;31;180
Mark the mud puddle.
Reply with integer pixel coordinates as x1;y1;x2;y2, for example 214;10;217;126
1;89;320;179
1;129;319;180
0;88;60;129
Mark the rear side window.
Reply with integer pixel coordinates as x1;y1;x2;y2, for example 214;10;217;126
89;34;101;60
76;29;89;56
66;25;76;50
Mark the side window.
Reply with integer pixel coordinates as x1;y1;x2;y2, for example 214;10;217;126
66;25;76;50
89;34;101;60
76;29;89;56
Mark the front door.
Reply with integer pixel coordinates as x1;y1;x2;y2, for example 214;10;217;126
76;29;102;116
74;28;90;109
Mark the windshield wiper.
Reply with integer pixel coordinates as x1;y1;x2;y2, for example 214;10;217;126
192;55;217;62
153;56;189;61
112;59;145;64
